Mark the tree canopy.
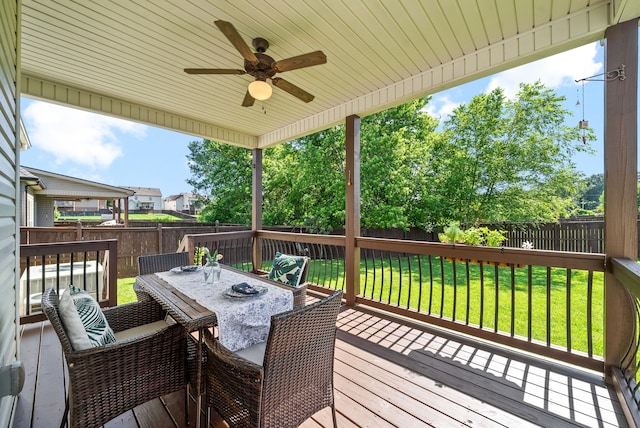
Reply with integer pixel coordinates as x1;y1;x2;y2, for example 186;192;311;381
186;139;252;224
188;81;595;229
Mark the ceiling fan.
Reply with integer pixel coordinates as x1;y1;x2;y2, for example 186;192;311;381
184;20;327;107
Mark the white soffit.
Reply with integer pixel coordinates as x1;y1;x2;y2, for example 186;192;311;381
19;0;637;149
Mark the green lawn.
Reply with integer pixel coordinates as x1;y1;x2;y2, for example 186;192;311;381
117;277;138;304
58;213;186;222
306;256;604;357
119;255;604;357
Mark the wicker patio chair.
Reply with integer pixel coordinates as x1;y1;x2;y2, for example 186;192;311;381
204;290;343;428
135;251;190;301
254;253;309;308
41;288;188;428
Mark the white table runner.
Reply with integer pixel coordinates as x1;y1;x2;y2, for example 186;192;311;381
156;268;293;351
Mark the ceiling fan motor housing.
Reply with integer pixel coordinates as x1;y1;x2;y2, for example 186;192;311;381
244;53;277;80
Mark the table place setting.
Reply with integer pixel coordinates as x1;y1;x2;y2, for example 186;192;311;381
169;265;202;273
156;267;293;351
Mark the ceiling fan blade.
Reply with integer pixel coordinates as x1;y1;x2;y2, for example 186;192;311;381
242;90;255;107
184;68;246;75
214;20;258;63
273;51;327;72
271;77;314;103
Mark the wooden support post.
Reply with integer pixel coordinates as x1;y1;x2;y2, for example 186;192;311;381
345;115;361;306
604;18;638;378
123;197;129;227
157;224;163;254
252;149;263;272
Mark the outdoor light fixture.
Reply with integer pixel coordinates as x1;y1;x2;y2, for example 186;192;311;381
248;80;272;101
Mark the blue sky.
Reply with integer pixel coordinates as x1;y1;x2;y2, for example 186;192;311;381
20;42;609;198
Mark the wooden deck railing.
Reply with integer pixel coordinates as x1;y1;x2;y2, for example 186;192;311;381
19;239;118;324
610;257;640;427
355;237;606;371
178;230;256;271
178;230;607;371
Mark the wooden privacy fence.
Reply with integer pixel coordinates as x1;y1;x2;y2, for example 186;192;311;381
361;218;624;255
18;217;634;278
21;224;252;277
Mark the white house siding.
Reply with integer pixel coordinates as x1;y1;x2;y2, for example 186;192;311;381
0;0;20;425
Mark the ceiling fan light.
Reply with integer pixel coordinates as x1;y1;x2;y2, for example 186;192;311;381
248;80;272;101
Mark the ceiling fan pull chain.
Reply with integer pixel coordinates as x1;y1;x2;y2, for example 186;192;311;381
262;101;267;114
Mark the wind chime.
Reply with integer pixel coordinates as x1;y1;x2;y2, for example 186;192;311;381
576;81;588;144
574;64;626;144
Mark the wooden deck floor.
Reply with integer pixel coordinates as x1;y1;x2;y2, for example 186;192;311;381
14;299;628;428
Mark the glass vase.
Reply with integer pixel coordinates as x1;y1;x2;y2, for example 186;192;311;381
204;261;221;285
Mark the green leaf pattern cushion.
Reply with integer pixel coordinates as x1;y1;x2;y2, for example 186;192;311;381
60;285;116;350
268;252;306;287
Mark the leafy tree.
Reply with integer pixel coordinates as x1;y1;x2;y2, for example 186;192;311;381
424;81;595;225
186;139;252;224
187;82;594;229
263;98;438;230
360;99;437;229
577;174;603;211
263;125;346;231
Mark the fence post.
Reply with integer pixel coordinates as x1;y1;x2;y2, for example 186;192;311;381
157;224;163;253
76;221;82;240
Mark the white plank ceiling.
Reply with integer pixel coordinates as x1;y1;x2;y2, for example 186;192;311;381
19;0;640;148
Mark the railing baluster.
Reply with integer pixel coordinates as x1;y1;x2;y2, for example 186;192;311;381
510;265;515;337
546;267;552;347
479;261;484;329
452;259;458;321
363;248;369;297
493;263;499;333
566;269;572;352
417;255;423;312
527;265;532;341
427;255;434;316
439;257;445;318
465;260;470;325
406;253;412;309
587;271;594;358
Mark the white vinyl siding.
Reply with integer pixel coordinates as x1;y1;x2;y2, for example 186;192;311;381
0;0;20;426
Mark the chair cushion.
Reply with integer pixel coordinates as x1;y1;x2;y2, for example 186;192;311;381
114;320;169;341
58;285;116;350
235;340;266;366
267;252;307;287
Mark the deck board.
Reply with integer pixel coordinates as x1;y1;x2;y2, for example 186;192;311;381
14;300;628;428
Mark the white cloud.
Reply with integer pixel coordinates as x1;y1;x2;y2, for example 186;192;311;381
424;95;460;119
22;101;147;168
486;43;602;98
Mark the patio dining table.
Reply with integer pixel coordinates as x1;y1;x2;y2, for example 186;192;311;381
134;264;293;428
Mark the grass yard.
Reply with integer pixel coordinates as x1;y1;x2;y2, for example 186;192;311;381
119;255;605;357
306;256;604;357
117;277;138;304
57;213;186;222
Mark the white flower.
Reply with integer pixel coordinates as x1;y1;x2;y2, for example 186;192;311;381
522;241;534;250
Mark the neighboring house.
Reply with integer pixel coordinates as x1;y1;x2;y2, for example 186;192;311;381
55;199;109;212
20;167;134;227
163;192;200;213
122;186;163;211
